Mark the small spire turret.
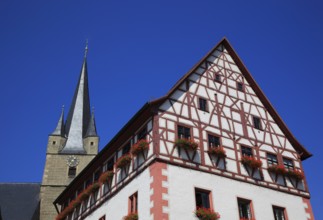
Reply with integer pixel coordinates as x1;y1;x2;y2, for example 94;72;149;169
51;106;65;137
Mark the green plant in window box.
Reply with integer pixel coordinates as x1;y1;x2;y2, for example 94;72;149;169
195;207;221;220
208;147;226;158
174;138;199;151
286;169;304;181
241;156;262;169
123;213;138;220
99;171;114;184
131;139;149;156
116;154;132;169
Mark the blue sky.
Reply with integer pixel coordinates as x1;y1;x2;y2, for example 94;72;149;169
0;0;322;218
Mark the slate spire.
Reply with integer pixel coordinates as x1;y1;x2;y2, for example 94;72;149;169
61;43;91;154
51;106;65;136
85;108;98;137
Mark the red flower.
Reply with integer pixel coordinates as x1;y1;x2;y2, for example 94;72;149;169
241;156;262;169
131;139;149;156
175;138;199;151
208;147;226;158
195;207;221;220
99;171;114;184
267;165;286;175
116;154;132;169
286;169;304;181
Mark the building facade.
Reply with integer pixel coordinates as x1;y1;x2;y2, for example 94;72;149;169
40;48;99;220
54;38;314;220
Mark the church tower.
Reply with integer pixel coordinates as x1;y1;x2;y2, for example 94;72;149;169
40;45;99;220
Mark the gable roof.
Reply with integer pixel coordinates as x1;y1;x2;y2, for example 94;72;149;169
165;37;311;160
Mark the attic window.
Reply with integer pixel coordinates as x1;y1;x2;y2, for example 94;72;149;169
198;97;208;112
215;74;222;83
237;82;244;92
253;116;262;130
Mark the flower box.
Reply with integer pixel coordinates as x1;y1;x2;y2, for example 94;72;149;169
267;165;286;175
131;139;149;156
123;213;138;220
195;207;221;220
208;147;226;158
88;182;100;194
99;171;114;184
286;169;304;181
116;154;132;169
174;138;199;151
241;156;262;169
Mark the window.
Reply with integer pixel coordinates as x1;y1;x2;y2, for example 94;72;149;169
107;158;114;171
122;142;131;155
237;82;244;92
195;188;211;209
94;169;101;181
215;74;222;83
137;127;147;140
129;192;138;214
85;179;92;188
98;215;106;220
238;198;253;219
273;206;286;220
208;134;220;148
241;146;253;157
177;125;191;139
52;141;56;145
283;158;294;170
90;141;94;146
68;167;76;177
267;153;278;166
199;98;208;112
253;116;262;130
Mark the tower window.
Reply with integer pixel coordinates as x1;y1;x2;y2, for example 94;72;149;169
195;188;211;209
208;134;220;148
237;82;244;92
241;146;253;157
273;206;287;220
90;141;94;146
238;198;253;219
177;125;191;139
253;116;262;130
198;97;208;112
68;167;76;177
52;141;56;145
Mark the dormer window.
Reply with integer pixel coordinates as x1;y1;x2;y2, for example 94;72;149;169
237;82;244;92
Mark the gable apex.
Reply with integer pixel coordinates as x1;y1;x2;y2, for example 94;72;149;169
164;37;311;160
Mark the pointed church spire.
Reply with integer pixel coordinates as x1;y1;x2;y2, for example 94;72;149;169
61;43;91;154
85;108;98;137
51;106;65;136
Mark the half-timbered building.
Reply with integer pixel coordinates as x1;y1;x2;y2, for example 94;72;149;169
54;38;314;220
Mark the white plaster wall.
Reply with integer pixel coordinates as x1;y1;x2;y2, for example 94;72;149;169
167;164;308;220
85;168;151;220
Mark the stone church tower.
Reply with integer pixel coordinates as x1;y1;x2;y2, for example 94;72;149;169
40;46;99;220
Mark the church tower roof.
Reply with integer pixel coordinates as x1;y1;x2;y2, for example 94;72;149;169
51;106;65;137
85;110;98;137
60;44;91;154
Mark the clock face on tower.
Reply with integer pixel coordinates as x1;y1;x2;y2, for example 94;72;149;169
66;155;79;167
